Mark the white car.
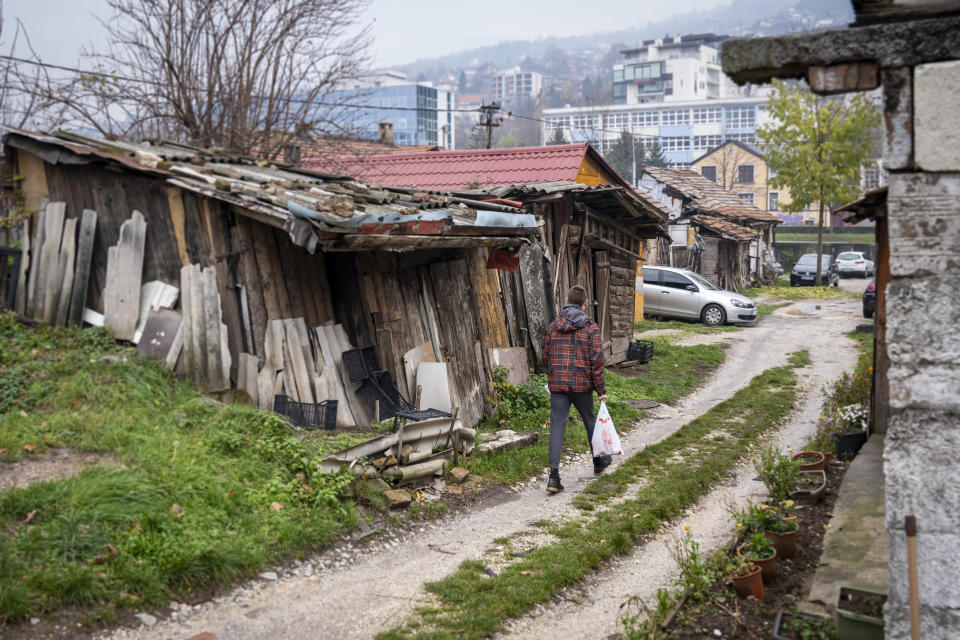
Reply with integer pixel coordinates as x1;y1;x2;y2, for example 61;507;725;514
641;266;757;326
835;251;875;278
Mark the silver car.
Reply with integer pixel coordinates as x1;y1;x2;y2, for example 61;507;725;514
641;266;757;326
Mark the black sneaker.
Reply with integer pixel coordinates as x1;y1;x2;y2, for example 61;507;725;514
546;468;564;493
593;454;612;476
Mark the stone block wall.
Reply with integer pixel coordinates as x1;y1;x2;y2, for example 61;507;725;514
883;60;960;639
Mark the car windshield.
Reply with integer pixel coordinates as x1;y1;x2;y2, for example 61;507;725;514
838;252;860;260
796;255;819;266
686;272;720;291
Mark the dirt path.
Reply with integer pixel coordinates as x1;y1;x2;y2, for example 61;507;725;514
98;297;864;640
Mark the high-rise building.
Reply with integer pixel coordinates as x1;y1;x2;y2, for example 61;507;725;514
328;72;455;148
613;34;738;105
490;67;543;104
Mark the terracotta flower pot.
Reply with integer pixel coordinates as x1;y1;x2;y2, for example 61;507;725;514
731;563;764;599
738;544;777;585
792;450;826;471
765;526;798;561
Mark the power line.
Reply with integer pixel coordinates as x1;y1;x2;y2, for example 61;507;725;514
0;54;482;115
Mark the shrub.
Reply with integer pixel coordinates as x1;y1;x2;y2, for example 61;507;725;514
753;444;801;502
489;365;549;428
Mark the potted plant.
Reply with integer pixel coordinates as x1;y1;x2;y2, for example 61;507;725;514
737;532;777;584
760;508;800;560
792;450;826;471
836;586;885;640
772;610;836;640
790;470;827;505
726;554;763;600
754;444;801;502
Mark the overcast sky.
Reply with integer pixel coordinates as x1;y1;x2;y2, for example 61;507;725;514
4;0;728;68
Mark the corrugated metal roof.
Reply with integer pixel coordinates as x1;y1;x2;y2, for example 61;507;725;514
3;129;538;252
641;165;781;225
303;144;593;191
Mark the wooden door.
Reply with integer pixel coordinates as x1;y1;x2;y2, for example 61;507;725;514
594;250;612;354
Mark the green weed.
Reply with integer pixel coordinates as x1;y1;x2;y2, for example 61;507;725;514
379;351;810;639
0;313;356;625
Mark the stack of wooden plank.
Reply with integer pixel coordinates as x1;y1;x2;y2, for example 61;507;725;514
179;263;232;392
15;202;98;327
241;318;369;428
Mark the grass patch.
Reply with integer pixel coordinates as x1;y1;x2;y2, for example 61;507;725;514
467;340;724;487
756;302;789;318
776;233;875;243
634;316;740;336
0;313;357;626
379;351;810;640
739;278;855;301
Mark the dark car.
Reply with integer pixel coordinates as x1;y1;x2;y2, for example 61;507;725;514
789;254;839;287
863;280;877;318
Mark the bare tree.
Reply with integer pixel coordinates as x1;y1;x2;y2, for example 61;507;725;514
33;0;372;158
0;1;70;132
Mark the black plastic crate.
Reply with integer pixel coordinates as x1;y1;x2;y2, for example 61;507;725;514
627;340;654;363
273;395;337;430
342;346;382;382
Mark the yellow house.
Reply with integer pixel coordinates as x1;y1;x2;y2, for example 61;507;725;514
691;141;818;224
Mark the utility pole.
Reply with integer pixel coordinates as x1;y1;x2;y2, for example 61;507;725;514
478;101;502;149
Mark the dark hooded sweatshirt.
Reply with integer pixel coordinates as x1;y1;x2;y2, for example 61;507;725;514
543;304;605;396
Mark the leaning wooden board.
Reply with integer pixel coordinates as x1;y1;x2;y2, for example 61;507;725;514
104;211;146;341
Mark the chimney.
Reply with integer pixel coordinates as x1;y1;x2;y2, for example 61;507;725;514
378;122;394;145
283;144;301;166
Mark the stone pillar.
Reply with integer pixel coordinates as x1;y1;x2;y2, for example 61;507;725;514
883;60;960;639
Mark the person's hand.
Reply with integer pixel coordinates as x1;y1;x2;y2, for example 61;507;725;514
598;394;607;402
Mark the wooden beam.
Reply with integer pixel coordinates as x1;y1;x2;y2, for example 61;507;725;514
808;62;879;95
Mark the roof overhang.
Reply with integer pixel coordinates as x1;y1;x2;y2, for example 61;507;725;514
836;186;888;224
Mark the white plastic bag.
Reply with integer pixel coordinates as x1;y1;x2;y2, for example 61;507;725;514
591;401;623;455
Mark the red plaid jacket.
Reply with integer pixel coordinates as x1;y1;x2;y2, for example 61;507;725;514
543;305;605;396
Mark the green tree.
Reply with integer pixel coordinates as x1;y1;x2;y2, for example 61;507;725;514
645;140;667;167
458;70;467;93
604;131;640;183
546;128;568;145
759;80;879;283
496;133;518;148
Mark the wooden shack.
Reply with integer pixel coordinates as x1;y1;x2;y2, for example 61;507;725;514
457;181;670;365
2;129;542;428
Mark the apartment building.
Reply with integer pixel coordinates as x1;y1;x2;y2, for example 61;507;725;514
613;33;740;105
490;67;543;104
541;96;769;169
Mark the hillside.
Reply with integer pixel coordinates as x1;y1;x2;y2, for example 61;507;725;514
398;0;853;80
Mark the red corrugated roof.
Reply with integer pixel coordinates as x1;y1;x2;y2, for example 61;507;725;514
303;144;593;191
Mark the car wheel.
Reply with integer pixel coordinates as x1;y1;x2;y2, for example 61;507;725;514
701;304;726;327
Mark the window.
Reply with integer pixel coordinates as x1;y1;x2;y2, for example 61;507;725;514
661;109;690;125
701;165;717;182
738;165;755;183
726;106;756;129
661;271;695;290
642;268;661;285
633;111;658;126
864;164;882;190
693;135;722;151
693;107;721;123
768;192;779;211
573;115;596;129
738;192;755;204
726;133;757;145
661;136;690;152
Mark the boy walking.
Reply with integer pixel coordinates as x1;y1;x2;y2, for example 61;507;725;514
542;285;611;493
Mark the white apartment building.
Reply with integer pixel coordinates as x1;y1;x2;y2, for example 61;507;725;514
491;67;543;104
613;34;746;105
541;96;770;170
